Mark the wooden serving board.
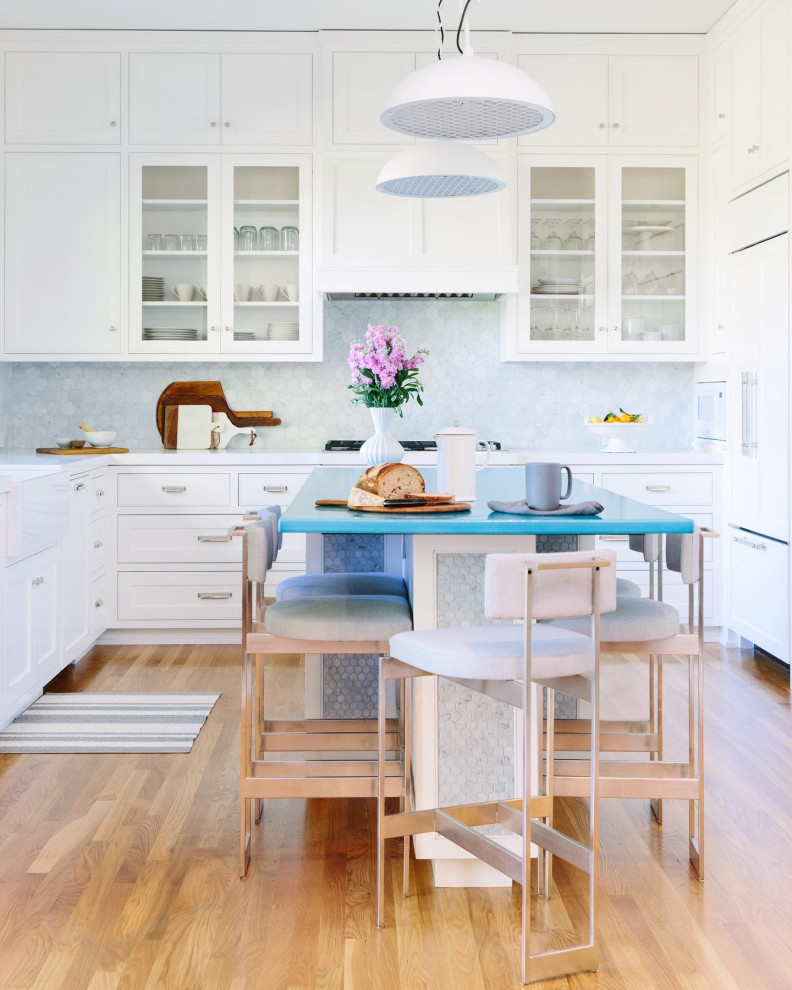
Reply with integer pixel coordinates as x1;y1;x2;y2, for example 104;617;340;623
36;447;129;455
155;381;280;443
316;499;471;514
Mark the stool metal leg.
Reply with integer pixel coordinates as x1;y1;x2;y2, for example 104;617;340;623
402;677;412;898
377;657;388;929
542;687;555;900
650;655;664;825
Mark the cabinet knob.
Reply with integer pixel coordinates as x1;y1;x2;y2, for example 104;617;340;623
109;121;117;127
96;488;105;497
717;323;725;329
599;122;606;129
32;576;44;587
93;540;103;549
95;599;104;608
612;122;620;129
209;325;218;333
109;326;117;332
224;326;233;333
224;121;232;128
612;326;620;333
73;482;86;492
718;112;726;119
597;326;606;334
210;121;217;127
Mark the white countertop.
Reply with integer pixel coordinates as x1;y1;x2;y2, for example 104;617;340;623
0;447;724;469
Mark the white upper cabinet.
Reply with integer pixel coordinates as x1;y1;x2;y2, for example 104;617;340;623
332;51;416;144
708;44;731;147
518;54;698;149
517;56;609;147
728;0;790;191
5;52;121;144
4;153;121;355
130;53;221;145
130;53;313;146
221;54;313;145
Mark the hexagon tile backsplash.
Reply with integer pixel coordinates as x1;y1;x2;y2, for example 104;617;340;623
2;301;695;451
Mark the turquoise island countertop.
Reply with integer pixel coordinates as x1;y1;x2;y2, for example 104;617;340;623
279;467;695;536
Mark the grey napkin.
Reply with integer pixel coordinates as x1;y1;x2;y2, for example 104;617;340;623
487;499;604;516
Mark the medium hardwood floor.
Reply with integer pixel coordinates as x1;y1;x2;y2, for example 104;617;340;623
0;641;789;990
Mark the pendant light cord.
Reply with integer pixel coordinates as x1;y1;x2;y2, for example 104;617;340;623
436;0;445;59
456;0;473;54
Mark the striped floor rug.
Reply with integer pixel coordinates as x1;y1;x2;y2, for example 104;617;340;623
0;692;221;753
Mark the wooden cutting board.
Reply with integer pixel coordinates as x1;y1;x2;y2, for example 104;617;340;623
316;499;471;514
155;381;280;443
36;447;129;455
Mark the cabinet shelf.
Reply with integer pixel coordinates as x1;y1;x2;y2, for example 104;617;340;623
531;199;595;205
622;200;685;207
234;301;298;307
142;250;207;257
622;250;684;257
142;199;208;209
530;293;594;301
141;301;207;306
622;295;685;301
234;250;299;257
234;199;299;207
531;250;594;257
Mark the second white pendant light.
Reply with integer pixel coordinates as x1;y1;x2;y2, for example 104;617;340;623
375;141;505;198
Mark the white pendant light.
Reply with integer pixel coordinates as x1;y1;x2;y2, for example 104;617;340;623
375;141;505;198
381;54;555;142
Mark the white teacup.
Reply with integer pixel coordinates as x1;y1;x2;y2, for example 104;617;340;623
171;283;196;302
198;285;208;300
256;284;279;302
280;284;299;302
235;284;254;302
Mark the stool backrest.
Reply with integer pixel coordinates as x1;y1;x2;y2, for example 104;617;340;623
665;527;702;586
484;550;617;621
246;519;273;583
256;506;281;562
628;534;659;562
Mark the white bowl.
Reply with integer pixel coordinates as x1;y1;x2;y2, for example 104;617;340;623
585;420;649;453
81;429;117;447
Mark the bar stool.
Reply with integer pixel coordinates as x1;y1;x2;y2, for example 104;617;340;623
236;517;413;877
377;549;616;985
545;527;717;880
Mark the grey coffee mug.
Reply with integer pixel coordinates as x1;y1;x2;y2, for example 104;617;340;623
525;462;573;510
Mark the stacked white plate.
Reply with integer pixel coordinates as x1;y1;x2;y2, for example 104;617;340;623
532;277;581;295
143;328;199;341
233;331;257;341
142;276;165;301
267;322;299;341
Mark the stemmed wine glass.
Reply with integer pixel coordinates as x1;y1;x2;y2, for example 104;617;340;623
543;219;562;251
583;219;595;251
563;220;583;251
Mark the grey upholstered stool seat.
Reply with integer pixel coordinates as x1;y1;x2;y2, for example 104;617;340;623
616;577;641;598
276;571;409;602
546;595;679;642
389;624;593;681
264;594;413;640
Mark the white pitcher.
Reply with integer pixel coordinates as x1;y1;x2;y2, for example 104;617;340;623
435;423;491;501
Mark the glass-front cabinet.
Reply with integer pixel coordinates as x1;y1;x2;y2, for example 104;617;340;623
511;156;696;359
129;154;316;359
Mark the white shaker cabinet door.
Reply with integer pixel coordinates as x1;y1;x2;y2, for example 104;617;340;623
129;53;221;145
4;153;121;355
221;54;312;145
517;55;609;147
5;52;121;144
609;56;699;147
332;51;416;144
730;27;762;188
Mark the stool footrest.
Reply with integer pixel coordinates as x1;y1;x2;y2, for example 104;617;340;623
243;775;403;799
260;731;400;751
252;759;403;778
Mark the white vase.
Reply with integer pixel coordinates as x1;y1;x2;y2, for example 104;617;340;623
360;407;404;467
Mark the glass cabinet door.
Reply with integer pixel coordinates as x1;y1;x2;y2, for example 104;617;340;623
220;157;311;354
130;157;220;354
518;160;608;353
611;161;694;352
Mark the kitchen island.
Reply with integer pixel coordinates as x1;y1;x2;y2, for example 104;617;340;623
281;466;695;886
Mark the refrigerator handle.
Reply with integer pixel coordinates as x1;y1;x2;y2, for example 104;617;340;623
740;372;749;455
750;372;759;455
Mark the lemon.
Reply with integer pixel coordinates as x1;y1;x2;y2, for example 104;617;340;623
618;413;631;422
590;416;603;423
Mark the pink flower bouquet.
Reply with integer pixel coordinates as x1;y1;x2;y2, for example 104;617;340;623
347;324;428;414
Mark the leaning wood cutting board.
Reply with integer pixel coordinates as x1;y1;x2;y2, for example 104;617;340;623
36;447;129;455
316;500;471;514
155;381;280;443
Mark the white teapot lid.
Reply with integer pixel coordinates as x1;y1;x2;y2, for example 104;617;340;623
435;421;475;436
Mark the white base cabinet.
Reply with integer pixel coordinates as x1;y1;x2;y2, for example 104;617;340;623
729;532;789;663
63;470;108;663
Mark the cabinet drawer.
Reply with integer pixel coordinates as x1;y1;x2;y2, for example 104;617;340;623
595;513;713;562
117;571;240;621
729;532;789;662
89;516;107;571
601;472;713;506
117;473;231;507
238;472;308;507
91;572;109;637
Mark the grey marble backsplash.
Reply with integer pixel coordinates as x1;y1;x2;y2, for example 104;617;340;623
2;300;694;451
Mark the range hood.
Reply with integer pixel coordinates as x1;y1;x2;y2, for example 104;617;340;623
325;290;502;301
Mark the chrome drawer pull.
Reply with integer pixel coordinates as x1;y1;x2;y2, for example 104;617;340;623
32;576;45;587
73;482;86;492
95;599;104;608
599;535;629;542
197;592;233;600
93;540;103;549
96;488;105;497
646;485;670;492
161;486;187;493
197;535;233;543
263;485;288;493
733;535;767;551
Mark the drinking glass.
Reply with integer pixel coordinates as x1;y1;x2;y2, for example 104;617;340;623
583;219;595;251
259;226;279;251
179;234;195;251
661;263;679;295
147;234;164;251
195;234;207;251
530;223;542;251
542;219;562;251
233;227;239;251
563;221;583;251
281;226;299;252
239;226;257;251
623;268;639;295
164;234;180;251
643;268;659;295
